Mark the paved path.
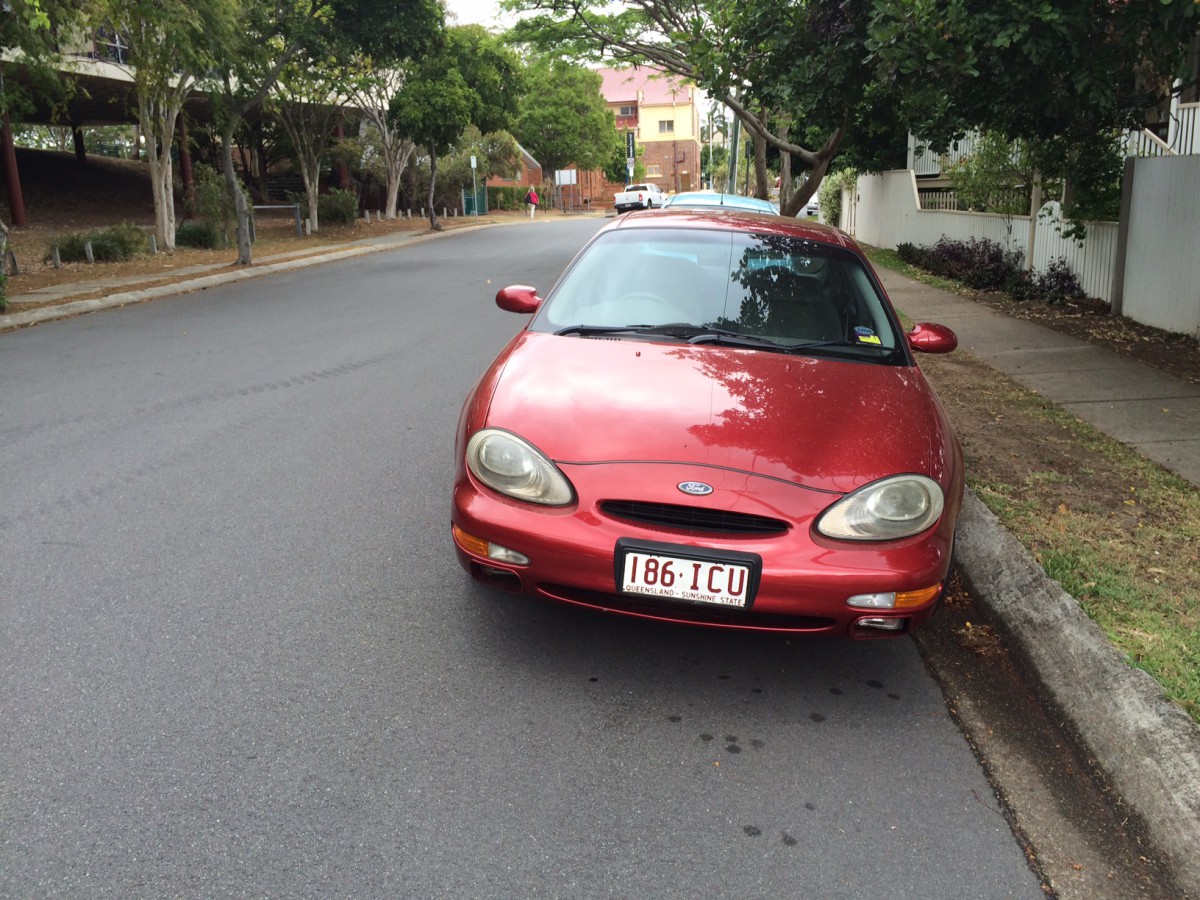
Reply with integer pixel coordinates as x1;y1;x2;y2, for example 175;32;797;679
880;268;1200;487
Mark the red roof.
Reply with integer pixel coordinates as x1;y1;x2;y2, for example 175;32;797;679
595;67;695;106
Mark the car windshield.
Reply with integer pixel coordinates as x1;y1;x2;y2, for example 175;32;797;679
531;227;904;361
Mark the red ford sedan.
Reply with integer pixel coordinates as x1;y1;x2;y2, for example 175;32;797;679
452;210;963;638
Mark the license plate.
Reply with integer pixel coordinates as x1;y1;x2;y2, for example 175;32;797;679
620;549;752;608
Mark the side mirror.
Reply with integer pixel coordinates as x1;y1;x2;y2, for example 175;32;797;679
907;322;958;354
496;285;541;314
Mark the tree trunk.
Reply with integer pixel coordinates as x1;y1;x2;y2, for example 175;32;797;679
302;162;320;233
385;141;414;219
427;142;440;230
222;125;254;265
1;111;27;227
146;129;176;250
386;174;401;219
753;132;770;200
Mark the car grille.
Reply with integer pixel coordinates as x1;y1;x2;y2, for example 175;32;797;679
599;500;790;536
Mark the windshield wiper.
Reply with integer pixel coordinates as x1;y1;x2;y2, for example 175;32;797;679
554;323;708;339
687;329;788;349
553;324;655;336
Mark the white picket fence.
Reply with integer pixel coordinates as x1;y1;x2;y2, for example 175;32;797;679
842;159;1200;338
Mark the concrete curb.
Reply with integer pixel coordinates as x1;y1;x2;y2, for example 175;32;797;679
957;490;1200;895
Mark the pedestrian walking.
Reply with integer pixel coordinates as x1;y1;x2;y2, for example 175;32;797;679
525;187;539;219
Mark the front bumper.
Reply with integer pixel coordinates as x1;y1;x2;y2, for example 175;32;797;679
451;461;955;638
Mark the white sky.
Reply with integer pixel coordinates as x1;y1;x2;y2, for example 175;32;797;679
444;0;507;28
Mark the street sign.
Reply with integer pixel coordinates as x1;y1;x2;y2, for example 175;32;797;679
470;155;477;169
625;131;635;159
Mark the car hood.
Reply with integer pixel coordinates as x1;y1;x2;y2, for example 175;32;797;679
477;332;949;494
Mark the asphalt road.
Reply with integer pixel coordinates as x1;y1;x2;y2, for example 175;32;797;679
1;219;1045;897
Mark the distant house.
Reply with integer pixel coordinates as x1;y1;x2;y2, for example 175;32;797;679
487;142;544;190
594;66;703;197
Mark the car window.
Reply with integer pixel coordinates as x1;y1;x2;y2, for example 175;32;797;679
531;228;903;359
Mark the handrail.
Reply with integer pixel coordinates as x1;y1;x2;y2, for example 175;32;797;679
1138;128;1177;157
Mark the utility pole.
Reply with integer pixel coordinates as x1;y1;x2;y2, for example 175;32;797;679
726;113;740;195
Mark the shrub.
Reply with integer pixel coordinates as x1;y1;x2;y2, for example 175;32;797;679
1035;257;1084;305
0;269;7;310
817;168;856;228
49;223;147;263
176;219;224;249
1005;268;1038;301
318;188;360;225
487;185;525;211
921;237;1022;291
189;165;240;242
898;236;1088;307
896;242;929;269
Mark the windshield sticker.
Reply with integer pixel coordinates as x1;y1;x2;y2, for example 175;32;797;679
853;326;882;345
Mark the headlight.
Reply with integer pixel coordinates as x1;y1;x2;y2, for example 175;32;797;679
817;474;944;540
465;429;574;506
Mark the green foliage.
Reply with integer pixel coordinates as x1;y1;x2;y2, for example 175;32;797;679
516;57;619;178
868;0;1196;235
941;132;1039;216
175;219;224;249
817;168;856;229
0;269;7;310
189;164;239;238
449;126;521;183
318;189;360;224
487;186;526;212
48;224;148;263
447;26;524;136
391;65;475;159
702;144;728;190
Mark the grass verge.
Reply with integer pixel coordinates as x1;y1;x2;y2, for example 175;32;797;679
865;246;1200;721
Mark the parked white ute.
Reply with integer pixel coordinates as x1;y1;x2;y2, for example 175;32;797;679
613;183;667;212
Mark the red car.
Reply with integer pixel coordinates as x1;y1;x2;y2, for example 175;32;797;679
452;210;963;638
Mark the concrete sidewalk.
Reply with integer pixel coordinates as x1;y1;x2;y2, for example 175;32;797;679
882;269;1200;487
3;227;1198;894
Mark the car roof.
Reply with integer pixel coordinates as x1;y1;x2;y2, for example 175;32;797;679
608;208;855;249
663;192;778;211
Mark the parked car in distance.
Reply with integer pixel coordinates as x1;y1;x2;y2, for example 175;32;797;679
614;182;667;212
661;191;780;215
804;195;820;217
453;209;963;638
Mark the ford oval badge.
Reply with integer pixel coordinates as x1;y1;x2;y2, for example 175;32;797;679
678;481;714;496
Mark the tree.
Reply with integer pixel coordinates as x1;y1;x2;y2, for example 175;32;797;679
270;58;351;232
96;0;233;250
390;64;474;230
205;0;443;264
2;0;89;227
868;0;1199;229
514;57;618;180
347;65;417;220
504;0;883;216
941;132;1042;217
390;25;524;230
